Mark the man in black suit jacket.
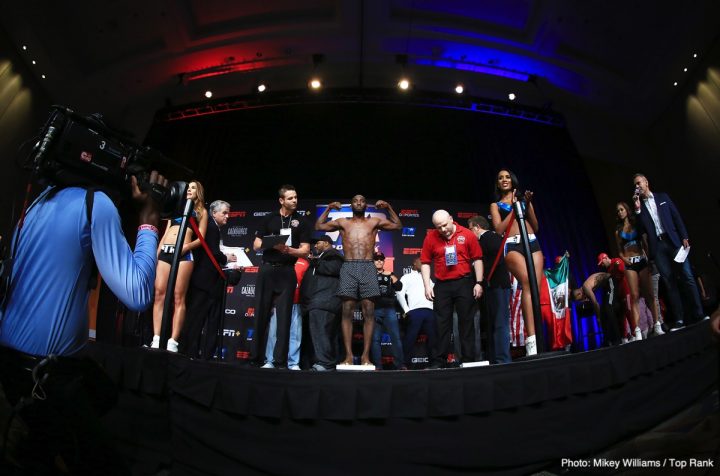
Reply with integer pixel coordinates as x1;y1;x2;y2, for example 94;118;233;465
632;173;703;328
182;200;237;358
300;235;344;371
468;215;511;363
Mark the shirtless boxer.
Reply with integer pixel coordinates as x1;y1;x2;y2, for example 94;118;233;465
315;195;402;365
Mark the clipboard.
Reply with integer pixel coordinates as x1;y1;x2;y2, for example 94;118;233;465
261;234;290;250
219;245;254;268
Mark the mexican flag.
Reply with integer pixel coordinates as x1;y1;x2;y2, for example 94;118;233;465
541;254;573;350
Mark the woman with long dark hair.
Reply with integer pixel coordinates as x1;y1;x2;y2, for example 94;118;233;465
489;169;544;355
614;201;663;339
151;180;208;352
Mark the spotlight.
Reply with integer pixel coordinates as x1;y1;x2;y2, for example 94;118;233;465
693;53;697;58
41;74;46;79
257;83;266;92
22;45;27;51
683;67;687;72
508;93;516;101
205;90;213;98
31;60;36;65
455;84;464;94
309;78;322;89
673;82;678;86
398;78;410;90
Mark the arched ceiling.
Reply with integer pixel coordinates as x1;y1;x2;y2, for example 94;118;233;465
2;0;719;131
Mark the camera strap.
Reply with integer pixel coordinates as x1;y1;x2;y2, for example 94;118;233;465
188;216;226;281
84;189;99;290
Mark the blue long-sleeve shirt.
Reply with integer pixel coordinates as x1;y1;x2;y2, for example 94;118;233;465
0;187;158;356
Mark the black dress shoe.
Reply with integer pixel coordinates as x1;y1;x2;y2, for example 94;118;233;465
670;320;685;331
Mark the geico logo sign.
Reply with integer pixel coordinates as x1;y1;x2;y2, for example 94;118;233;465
225;309;237;315
240;284;256;297
399;209;420;217
411;357;429;363
227;226;248;237
253;211;272;217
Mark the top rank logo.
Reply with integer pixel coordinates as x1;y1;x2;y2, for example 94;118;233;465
399;209;420;218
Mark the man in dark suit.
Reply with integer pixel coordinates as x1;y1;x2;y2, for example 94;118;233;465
632;173;704;329
468;215;511;363
182;200;237;358
300;235;344;371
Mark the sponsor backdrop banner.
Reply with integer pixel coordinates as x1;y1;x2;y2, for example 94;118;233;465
217;199;486;363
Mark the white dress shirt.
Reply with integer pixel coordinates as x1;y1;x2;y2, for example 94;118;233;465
642;192;664;237
396;270;434;313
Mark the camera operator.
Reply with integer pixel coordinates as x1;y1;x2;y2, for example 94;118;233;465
0;170;167;474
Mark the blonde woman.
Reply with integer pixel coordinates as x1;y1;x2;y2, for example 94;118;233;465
151;181;208;352
614;201;663;337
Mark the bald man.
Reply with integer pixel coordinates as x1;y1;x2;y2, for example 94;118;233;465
421;210;483;368
316;195;402;365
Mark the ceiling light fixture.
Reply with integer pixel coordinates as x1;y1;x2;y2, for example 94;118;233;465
683;67;688;72
309;78;322;89
508;93;516;101
257;83;266;92
22;45;27;51
398;78;410;90
31;60;36;65
205;90;213;98
673;82;678;86
41;74;46;79
455;84;464;94
693;53;697;58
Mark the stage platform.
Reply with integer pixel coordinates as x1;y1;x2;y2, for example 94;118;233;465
89;322;719;476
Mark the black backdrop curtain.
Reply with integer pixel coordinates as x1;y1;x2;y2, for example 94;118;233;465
145;99;606;285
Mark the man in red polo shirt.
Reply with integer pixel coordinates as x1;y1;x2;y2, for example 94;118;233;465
421;210;484;368
598;252;640;341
